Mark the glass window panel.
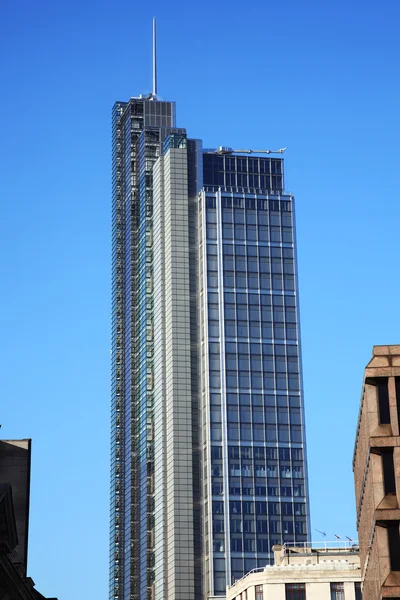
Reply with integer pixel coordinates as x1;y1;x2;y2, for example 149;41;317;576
285;584;306;600
207;225;217;240
228;408;239;423
272;276;283;291
266;425;277;441
247;226;257;241
284;276;295;291
279;427;290;442
253;425;264;441
210;372;221;387
330;584;345;600
224;256;234;270
291;426;302;442
222;210;233;223
282;228;293;243
211;426;222;441
211;393;221;405
228;426;239;441
262;324;273;338
241;424;252;440
354;583;362;600
211;408;221;423
223;225;233;239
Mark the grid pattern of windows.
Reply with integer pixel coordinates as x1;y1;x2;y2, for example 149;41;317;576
285;583;306;600
201;182;310;595
203;154;284;192
111;99;176;600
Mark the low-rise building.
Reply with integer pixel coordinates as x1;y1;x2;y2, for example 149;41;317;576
226;542;362;600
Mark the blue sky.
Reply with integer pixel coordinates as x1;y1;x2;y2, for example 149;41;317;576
1;0;400;597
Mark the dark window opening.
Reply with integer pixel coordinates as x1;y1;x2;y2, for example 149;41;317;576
395;377;400;431
285;583;306;600
330;582;344;600
382;449;396;495
388;522;400;571
377;378;390;424
255;585;263;600
354;582;362;600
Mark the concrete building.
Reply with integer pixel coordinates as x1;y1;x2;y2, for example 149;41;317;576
353;345;400;600
226;542;362;600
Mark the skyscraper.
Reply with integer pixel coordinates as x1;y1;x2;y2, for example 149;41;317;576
111;29;310;600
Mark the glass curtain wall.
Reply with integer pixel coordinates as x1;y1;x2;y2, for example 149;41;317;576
200;155;310;596
110;99;175;600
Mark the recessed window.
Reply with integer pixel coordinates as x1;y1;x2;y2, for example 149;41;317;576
382;449;396;495
354;583;362;600
255;585;263;600
388;522;400;570
285;583;306;600
376;377;390;424
330;583;344;600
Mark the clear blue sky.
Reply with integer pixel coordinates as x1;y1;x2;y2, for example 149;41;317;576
1;0;400;597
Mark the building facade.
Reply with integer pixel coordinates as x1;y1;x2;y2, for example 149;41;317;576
110;93;310;600
0;439;58;600
353;345;400;600
226;543;362;600
199;151;310;596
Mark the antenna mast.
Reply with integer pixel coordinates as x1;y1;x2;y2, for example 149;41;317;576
152;17;157;97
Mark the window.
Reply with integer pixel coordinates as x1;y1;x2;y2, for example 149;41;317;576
388;521;400;570
285;583;306;600
382;448;396;495
255;585;263;600
330;583;344;600
376;377;390;424
354;583;362;600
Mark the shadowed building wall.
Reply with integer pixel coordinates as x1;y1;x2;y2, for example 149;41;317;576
0;439;31;575
0;439;58;600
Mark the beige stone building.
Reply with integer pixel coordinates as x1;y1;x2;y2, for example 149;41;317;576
226;543;361;600
353;345;400;600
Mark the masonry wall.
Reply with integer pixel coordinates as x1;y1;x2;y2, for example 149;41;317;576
226;562;361;600
353;345;400;600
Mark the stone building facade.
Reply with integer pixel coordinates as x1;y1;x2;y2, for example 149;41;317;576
353;345;400;599
226;542;361;600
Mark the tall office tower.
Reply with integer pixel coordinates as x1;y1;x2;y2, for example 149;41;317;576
111;56;310;600
199;149;310;597
111;95;179;600
353;345;400;600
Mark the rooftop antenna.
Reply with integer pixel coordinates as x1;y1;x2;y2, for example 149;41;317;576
152;17;157;97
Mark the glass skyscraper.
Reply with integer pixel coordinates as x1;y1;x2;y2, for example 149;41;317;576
111;94;310;600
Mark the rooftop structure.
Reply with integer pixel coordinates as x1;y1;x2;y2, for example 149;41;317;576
226;542;361;600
